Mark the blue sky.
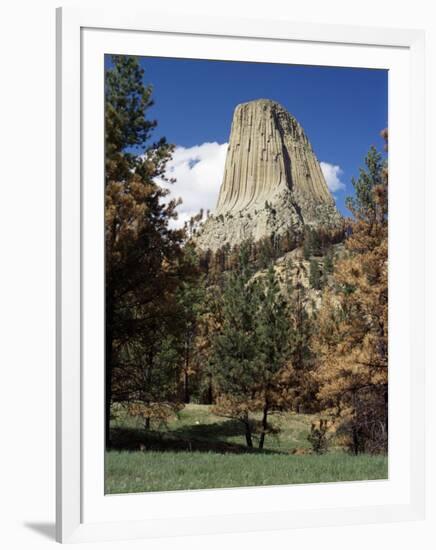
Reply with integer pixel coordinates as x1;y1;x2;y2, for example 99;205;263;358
106;56;387;224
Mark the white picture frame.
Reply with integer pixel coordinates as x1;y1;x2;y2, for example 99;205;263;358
56;6;426;543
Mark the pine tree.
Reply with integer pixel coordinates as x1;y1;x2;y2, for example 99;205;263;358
309;259;322;290
175;246;206;403
315;133;388;454
255;265;292;448
105;55;172;185
346;145;385;225
210;244;260;447
211;254;293;449
303;227;322;259
105;55;192;447
302;228;312;260
287;283;317;413
323;248;334;274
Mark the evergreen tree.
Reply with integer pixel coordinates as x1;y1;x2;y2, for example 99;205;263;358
321;249;334;287
309;259;322;290
303;227;322;259
287;283;317;413
255;265;292;448
210;244;259;447
105;55;172;184
323;248;334;274
315;134;388;454
345;145;385;226
302;228;312;260
105;55;191;447
175;246;206;403
211;253;293;449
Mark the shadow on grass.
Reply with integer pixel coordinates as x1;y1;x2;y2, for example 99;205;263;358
109;419;284;455
171;418;248;440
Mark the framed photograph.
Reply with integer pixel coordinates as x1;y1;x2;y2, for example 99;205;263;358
56;6;426;543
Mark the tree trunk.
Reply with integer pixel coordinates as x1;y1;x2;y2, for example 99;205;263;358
144;417;151;430
384;385;389;452
183;341;190;403
105;215;118;451
105;294;114;450
351;390;359;455
258;403;269;450
206;376;213;404
352;423;359;455
243;414;253;448
184;368;190;403
384;386;388;434
244;423;253;448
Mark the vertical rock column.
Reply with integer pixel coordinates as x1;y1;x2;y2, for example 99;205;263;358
216;99;334;215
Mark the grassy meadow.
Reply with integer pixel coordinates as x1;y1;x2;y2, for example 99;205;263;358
105;404;388;494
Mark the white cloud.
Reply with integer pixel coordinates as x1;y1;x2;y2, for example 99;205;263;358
157;148;344;229
156;142;228;229
320;162;346;193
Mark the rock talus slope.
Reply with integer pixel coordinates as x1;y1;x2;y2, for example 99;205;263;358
195;99;342;251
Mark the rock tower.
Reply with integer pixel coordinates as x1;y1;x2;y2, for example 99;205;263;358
195;99;341;251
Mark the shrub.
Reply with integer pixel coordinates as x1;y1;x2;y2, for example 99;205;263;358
307;419;329;454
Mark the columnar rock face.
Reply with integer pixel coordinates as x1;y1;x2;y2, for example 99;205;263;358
195;99;342;251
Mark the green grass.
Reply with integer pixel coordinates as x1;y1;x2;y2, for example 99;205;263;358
105;404;388;494
106;451;388;494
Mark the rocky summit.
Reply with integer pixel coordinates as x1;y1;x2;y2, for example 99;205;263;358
195;99;342;251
